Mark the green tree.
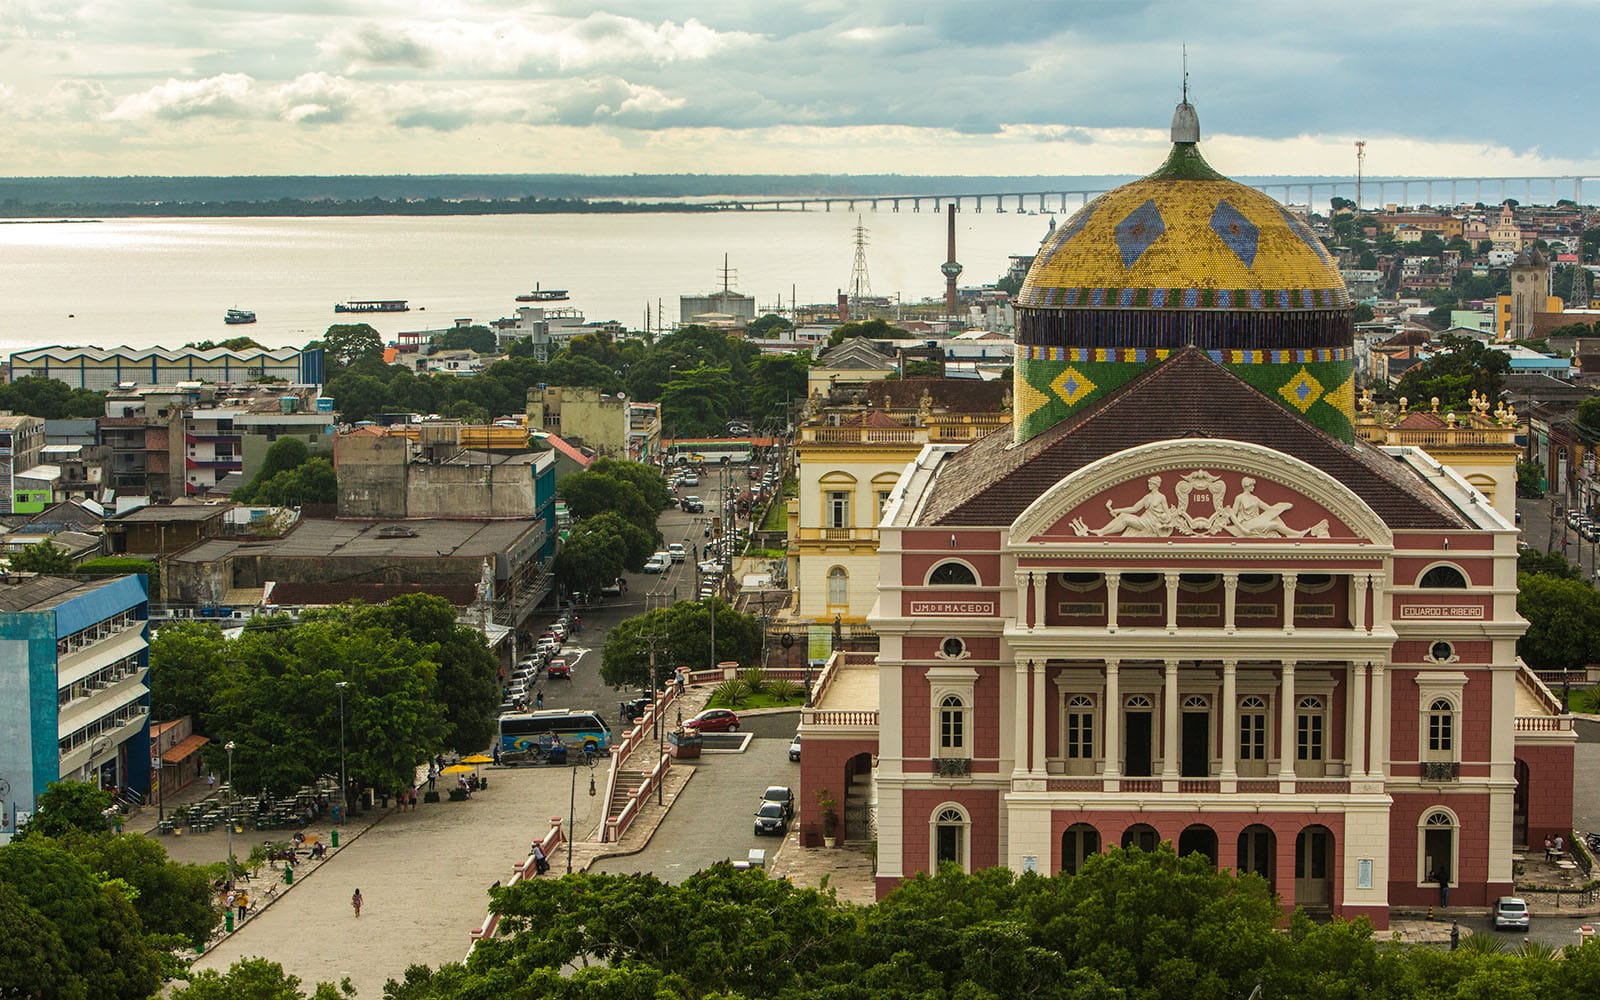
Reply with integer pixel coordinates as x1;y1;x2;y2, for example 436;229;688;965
1479;239;1496;255
1517;459;1546;496
1353;303;1375;323
75;556;160;592
0;839;162;1000
8;539;76;574
16;781;114;841
1517;572;1600;671
659;365;740;437
747;313;795;338
587;458;670;514
1394;334;1510;412
0;377;105;419
828;316;910;347
430;325;497;355
1576;397;1600;445
148;620;226;726
172;957;352;1000
234;437;311;502
545;355;621;392
54;830;218;947
1519;547;1579;580
251;457;338;505
749;352;811;430
0;880;80;1000
554;531;627;600
323;372;390;423
600;599;761;688
571;510;655;571
556;471;651;528
320;323;384;369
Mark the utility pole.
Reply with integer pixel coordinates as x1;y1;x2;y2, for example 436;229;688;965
637;595;670;807
1355;140;1366;212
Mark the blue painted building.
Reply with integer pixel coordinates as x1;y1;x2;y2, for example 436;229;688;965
0;574;150;839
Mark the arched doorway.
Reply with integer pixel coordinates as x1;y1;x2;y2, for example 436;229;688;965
1178;824;1218;866
1062;823;1100;874
844;752;873;842
1237;825;1276;890
1122;823;1159;853
1295;825;1334;908
1513;758;1530;848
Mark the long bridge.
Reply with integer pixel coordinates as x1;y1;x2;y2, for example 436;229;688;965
712;176;1596;213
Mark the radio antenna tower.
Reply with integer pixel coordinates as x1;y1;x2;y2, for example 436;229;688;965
847;217;874;303
1354;140;1366;211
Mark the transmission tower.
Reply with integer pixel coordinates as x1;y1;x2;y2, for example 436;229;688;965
847;217;874;303
1354;140;1366;211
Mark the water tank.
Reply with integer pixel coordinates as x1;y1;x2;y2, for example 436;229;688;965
316;397;335;412
279;396;298;414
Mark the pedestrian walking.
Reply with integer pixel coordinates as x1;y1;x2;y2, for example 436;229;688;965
352;888;363;918
531;842;549;875
207;772;216;792
536;688;544;710
427;765;437;791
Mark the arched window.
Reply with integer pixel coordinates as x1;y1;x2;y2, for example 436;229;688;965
940;695;966;752
1419;565;1468;589
1239;695;1267;766
1428;698;1455;754
1296;695;1325;764
1122;823;1160;852
932;805;970;871
1062;823;1100;875
827;566;848;607
1066;695;1094;759
928;561;978;586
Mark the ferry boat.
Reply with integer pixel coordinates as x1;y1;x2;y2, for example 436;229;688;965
224;308;257;325
334;299;409;313
515;283;569;303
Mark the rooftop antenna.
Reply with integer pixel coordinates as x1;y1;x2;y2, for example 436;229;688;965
1182;44;1188;104
1170;46;1199;144
718;253;738;295
1355;140;1367;211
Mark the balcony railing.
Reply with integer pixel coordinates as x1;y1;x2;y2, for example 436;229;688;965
1178;779;1220;794
1295;779;1351;794
1421;761;1460;782
1514;715;1575;733
1118;778;1161;793
801;426;919;445
933;757;972;778
801;709;879;727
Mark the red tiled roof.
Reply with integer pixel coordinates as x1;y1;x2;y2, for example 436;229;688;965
160;734;209;763
541;432;593;468
1395;411;1448;429
267;582;480;607
920;349;1468;530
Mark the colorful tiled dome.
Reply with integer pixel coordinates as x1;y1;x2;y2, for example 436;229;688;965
1013;101;1355;444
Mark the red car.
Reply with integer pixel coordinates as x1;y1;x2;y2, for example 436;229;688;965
685;708;740;732
546;658;571;679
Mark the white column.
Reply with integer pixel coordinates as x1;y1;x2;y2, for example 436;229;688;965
1105;573;1121;632
1221;659;1238;789
1014;658;1031;777
1033;657;1047;775
1279;660;1297;792
1352;573;1369;632
1103;659;1121;785
1223;572;1239;634
1032;571;1046;629
1162;658;1180;788
1369;660;1388;779
1282;572;1298;634
1165;572;1180;631
1350;661;1369;777
1370;572;1389;631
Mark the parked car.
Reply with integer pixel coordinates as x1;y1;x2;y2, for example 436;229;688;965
667;543;687;563
760;785;795;819
644;552;670;573
683;496;705;513
681;474;700;487
788;733;802;762
598;577;625;597
698;559;724;576
1493;896;1530;930
536;637;560;656
546;658;572;679
753;800;788;836
620;697;651;723
685;708;740;732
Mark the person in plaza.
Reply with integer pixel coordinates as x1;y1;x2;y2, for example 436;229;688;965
492;742;501;765
427;764;437;791
1545;834;1556;859
207;772;216;792
457;774;472;799
531;842;548;875
351;888;363;918
236;890;249;921
536;688;544;710
225;888;236;913
1555;833;1566;856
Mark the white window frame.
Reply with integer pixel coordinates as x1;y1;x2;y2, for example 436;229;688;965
1239;694;1268;769
1296;694;1326;772
1415;672;1467;765
927;665;978;762
1066;694;1095;762
1417;807;1459;888
930;803;971;873
826;565;849;609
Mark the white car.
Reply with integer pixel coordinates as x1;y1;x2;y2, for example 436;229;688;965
698;559;724;576
668;543;687;563
644;553;670;573
681;474;700;487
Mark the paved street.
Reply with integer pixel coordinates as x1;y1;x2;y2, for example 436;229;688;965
590;711;800;883
1518;494;1600;581
189;763;607;997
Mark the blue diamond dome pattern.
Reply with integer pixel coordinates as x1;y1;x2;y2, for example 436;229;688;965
1209;199;1259;268
1113;199;1165;268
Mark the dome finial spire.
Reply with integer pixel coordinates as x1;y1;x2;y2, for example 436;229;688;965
1171;46;1199;144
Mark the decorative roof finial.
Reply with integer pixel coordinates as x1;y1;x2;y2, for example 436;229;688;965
1171;46;1200;144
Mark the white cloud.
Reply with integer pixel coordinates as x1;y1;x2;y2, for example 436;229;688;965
106;72;257;121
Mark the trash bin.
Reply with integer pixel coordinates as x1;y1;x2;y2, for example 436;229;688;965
225;911;234;933
283;866;293;885
331;829;339;849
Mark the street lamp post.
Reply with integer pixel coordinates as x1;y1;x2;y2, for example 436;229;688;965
566;754;596;875
335;682;349;816
224;741;236;889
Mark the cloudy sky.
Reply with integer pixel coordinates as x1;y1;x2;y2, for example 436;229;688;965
2;0;1596;179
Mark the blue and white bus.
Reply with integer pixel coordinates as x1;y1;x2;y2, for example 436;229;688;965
498;710;611;757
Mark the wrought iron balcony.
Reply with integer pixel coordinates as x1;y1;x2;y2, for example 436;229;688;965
933;757;972;778
1421;760;1460;782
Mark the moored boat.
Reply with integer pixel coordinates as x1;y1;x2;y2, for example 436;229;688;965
515;283;569;302
225;308;257;325
334;299;409;313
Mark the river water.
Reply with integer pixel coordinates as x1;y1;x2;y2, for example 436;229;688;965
0;210;1052;355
